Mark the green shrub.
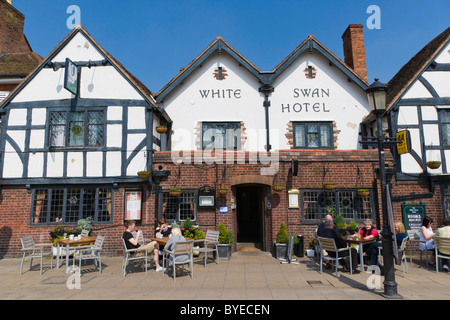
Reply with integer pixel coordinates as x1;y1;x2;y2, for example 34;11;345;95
276;222;289;244
218;223;233;246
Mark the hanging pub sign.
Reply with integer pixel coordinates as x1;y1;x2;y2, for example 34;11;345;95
396;130;412;155
125;189;142;221
64;58;78;96
198;185;215;208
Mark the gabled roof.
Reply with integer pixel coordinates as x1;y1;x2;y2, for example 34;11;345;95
155;36;262;103
386;26;450;111
263;34;369;89
155;34;369;104
0;25;163;114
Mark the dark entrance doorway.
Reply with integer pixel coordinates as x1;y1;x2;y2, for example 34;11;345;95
235;185;265;248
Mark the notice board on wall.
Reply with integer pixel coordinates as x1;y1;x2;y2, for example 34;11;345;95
125;190;142;221
401;202;426;236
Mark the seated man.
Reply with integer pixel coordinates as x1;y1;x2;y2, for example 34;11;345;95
122;220;164;272
318;220;360;274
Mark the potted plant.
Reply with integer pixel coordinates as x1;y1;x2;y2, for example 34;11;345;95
308;237;319;257
137;170;151;180
49;226;80;256
181;218;205;257
156;125;168;134
217;223;233;259
169;188;181;197
323;182;335;190
217;186;229;196
357;188;370;197
272;184;284;192
426;161;441;169
275;222;289;259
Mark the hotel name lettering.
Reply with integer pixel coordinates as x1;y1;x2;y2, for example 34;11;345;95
198;87;332;113
282;88;331;113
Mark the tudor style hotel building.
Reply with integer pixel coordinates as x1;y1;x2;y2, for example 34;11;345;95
0;0;449;257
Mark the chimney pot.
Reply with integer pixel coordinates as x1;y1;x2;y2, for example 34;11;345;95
342;24;368;83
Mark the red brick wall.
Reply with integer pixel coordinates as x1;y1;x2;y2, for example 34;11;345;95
0;149;446;257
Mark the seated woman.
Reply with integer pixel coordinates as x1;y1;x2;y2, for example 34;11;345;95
364;222;407;266
356;220;379;253
164;227;187;275
419;216;435;266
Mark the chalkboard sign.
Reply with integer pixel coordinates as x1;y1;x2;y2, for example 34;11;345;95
402;202;426;236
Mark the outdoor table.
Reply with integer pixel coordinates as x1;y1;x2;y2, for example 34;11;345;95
344;236;375;272
150;237;192;246
57;236;97;273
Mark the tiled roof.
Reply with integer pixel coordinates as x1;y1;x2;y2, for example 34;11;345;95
386;26;450;110
0;51;43;78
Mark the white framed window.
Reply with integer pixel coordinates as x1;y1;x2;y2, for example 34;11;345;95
201;122;240;150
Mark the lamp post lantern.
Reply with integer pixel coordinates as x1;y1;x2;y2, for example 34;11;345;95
365;78;401;298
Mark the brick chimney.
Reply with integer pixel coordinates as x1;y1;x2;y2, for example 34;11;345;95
0;0;32;54
342;24;368;82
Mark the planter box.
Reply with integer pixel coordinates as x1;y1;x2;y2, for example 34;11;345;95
274;243;287;260
217;244;231;259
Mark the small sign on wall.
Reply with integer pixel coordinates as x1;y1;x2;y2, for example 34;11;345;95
288;189;299;208
125;190;142;221
64;58;78;96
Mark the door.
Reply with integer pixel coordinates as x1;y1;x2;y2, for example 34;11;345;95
235;185;264;247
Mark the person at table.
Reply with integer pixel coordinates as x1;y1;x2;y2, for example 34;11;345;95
355;219;379;253
435;218;450;272
317;214;338;235
155;218;172;238
364;222;407;266
164;227;187;276
318;220;360;274
420;216;436;266
122;220;165;272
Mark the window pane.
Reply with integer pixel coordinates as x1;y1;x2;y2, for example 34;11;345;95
202;123;240;150
303;191;319;220
98;188;112;222
307;124;319;147
32;190;48;224
50;112;66;147
68;112;85;146
82;188;96;220
294;124;305;147
320;124;330;147
162;193;178;221
50;189;65;223
443;124;450;146
179;191;195;221
441;110;450;123
66;189;81;223
338;191;354;219
88;112;104;146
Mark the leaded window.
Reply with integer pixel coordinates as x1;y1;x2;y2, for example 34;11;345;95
49;109;105;148
301;189;374;222
202;122;240;150
160;190;197;222
31;187;113;224
440;110;450;146
293;122;333;149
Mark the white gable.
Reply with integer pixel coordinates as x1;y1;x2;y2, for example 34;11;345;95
11;31;144;103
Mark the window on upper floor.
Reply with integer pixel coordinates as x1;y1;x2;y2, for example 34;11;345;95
201;122;240;150
293;122;333;149
440;110;450;146
49;110;105;148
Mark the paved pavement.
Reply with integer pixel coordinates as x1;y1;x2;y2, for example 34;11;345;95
1;251;450;303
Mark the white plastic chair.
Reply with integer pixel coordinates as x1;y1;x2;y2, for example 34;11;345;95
317;236;352;277
20;235;53;275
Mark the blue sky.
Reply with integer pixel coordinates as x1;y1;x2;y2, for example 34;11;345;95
13;0;450;93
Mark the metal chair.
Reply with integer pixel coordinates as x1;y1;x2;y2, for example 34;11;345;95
163;240;194;282
317;236;352;277
194;230;219;267
80;229;90;237
20;235;53;275
434;236;450;273
121;237;150;277
378;236;409;277
72;235;105;274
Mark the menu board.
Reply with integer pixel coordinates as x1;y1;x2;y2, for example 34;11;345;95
401;203;426;236
125;190;142;221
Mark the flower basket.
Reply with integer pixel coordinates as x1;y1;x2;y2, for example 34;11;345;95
357;189;370;197
426;161;441;169
137;170;151;180
156;125;167;134
272;184;284;192
217;187;229;196
169;189;181;197
323;182;335;190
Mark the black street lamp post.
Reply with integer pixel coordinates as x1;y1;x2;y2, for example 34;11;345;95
365;79;401;298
